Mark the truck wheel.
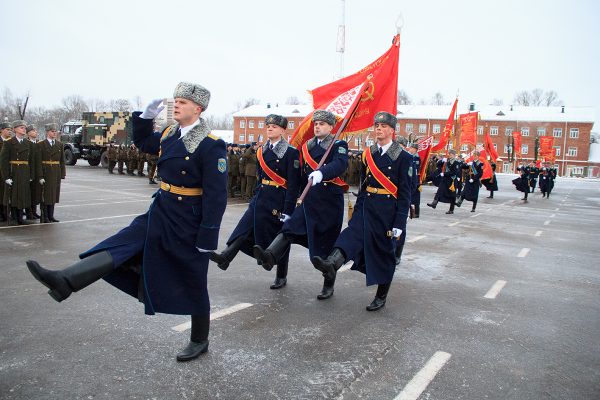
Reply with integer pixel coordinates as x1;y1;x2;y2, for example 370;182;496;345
88;158;101;167
64;148;77;166
100;150;109;168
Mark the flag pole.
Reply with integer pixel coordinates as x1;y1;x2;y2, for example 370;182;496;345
296;81;369;206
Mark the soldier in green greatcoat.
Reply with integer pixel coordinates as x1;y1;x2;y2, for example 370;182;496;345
146;152;158;184
137;148;146;177
127;144;138;175
26;125;41;220
0;120;34;225
117;144;127;174
35;123;66;223
107;142;118;174
0;122;13;222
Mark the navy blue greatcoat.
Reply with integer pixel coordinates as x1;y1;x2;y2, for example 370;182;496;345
80;113;227;316
227;139;300;261
281;134;348;259
461;160;484;202
411;154;421;206
334;142;412;285
436;158;461;203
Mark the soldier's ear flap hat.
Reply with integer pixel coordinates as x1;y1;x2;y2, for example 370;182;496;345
448;149;457;155
312;110;337;126
409;142;419;150
173;82;211;111
397;136;408;146
0;122;11;129
265;114;288;129
26;125;36;133
45;123;59;131
374;111;397;128
11;120;27;129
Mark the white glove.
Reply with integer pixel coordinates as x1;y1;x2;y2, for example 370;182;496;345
279;213;291;223
440;172;444;177
442;157;447;162
5;178;12;186
469;179;474;183
39;178;45;185
309;170;323;186
457;178;461;181
196;247;212;253
140;98;165;119
392;228;402;238
467;161;473;166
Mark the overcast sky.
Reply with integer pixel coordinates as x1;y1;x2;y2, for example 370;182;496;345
1;0;598;125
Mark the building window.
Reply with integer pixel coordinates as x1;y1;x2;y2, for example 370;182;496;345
493;143;498;150
461;144;468;152
258;135;263;142
249;120;255;129
521;127;530;136
239;134;245;142
448;141;453;150
554;146;560;156
395;123;400;132
287;135;291;141
504;145;509;154
433;124;441;134
505;127;513;136
538;127;546;136
240;120;245;129
570;128;579;138
405;123;413;133
289;121;295;129
365;139;374;146
419;124;427;134
568;147;577;156
490;126;499;136
522;144;528;154
553;128;562;138
477;125;483;135
248;134;254;142
355;138;361;146
367;126;374;132
258;121;264;129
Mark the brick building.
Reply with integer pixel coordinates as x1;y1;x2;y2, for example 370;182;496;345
232;104;312;145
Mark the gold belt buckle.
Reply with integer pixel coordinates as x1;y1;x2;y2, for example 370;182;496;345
164;183;171;192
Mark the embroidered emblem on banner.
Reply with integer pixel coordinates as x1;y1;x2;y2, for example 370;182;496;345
217;158;226;173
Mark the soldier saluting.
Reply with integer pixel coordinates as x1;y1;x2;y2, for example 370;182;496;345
0;120;34;225
36;123;66;223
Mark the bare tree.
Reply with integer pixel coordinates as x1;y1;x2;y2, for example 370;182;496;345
132;95;144;110
285;96;301;105
62;95;89;121
514;89;562;107
397;89;411;105
87;98;110;112
530;88;544;106
491;98;504;106
110;99;133;112
513;90;531;106
430;92;446;105
543;90;561;106
235;97;260;111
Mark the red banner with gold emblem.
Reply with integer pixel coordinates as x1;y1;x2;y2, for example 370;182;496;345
539;136;554;158
513;131;522;158
459;111;478;146
431;98;457;152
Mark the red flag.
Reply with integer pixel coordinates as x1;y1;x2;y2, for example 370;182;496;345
291;34;401;148
480;154;493;180
431;98;457;152
417;135;434;181
539;136;554;158
459;111;478;146
513;131;522;158
484;132;499;161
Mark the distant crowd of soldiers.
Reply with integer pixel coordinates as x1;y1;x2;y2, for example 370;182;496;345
106;143;159;184
1;121;65;225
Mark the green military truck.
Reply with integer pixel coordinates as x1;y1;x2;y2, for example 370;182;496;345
60;111;133;167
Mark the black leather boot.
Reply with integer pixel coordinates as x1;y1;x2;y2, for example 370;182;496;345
456;197;463;207
26;251;114;302
366;283;391;311
0;207;5;222
311;248;345;282
209;234;247;271
395;243;404;266
48;205;59;222
413;204;420;218
317;275;336;300
13;207;29;225
270;259;288;289
446;200;455;214
26;208;35;220
32;205;41;219
427;197;438;209
471;200;477;213
177;315;209;362
253;233;291;271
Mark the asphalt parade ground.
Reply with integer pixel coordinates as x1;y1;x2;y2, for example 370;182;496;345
1;165;599;400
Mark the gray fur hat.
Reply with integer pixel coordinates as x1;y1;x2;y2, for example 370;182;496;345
45;123;60;131
448;149;457;155
11;120;27;129
397;136;408;146
374;111;397;127
409;142;419;150
0;122;11;130
312;109;337;126
26;125;36;133
173;82;211;111
265;114;288;129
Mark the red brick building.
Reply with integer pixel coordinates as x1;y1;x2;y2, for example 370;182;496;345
232;104;312;145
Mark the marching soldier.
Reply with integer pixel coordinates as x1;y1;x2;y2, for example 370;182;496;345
107;142;118;174
0;122;13;222
528;162;539;193
539;162;556;198
513;164;530;201
407;142;421;218
26;125;41;220
137;148;146;177
242;142;258;200
210;114;300;289
146;151;158;184
254;110;349;300
127;144;138;175
456;152;484;212
482;161;498;198
36;123;66;223
312;112;412;311
0;120;34;225
26;82;228;362
427;149;460;214
117;144;127;174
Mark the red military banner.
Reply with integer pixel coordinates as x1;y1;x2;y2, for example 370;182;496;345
539;136;554;157
417;135;434;182
513;131;522;158
484;132;499;161
291;34;401;148
431;98;457;152
459;111;478;146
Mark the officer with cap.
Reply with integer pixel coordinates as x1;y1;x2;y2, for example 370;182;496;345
427;149;460;214
456;151;483;212
312;111;412;311
407;142;421;218
210;114;300;289
26;125;41;220
35;123;66;223
26;82;227;362
242;141;259;200
0;121;13;222
0;120;34;225
254;109;349;300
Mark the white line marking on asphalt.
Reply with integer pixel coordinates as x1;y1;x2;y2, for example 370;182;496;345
407;235;426;243
447;221;460;227
171;303;253;332
394;351;452;400
544;220;551;226
470;213;482;218
56;199;150;208
534;230;543;237
484;280;507;299
517;248;530;258
0;213;141;230
550;214;556;218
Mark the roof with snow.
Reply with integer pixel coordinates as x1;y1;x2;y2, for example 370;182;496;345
233;104;312;118
211;129;234;143
397;104;595;123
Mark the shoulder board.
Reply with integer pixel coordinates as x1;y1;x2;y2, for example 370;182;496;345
207;133;219;140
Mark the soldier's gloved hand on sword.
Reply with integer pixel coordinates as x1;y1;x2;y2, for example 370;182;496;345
392;228;402;238
5;179;12;186
140;98;165;119
39;178;45;185
279;214;291;223
309;170;323;186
